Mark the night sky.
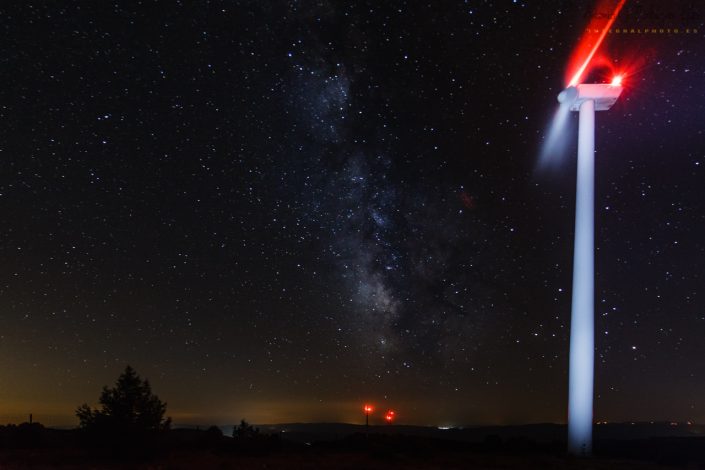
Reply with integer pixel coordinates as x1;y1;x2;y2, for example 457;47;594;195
1;1;704;427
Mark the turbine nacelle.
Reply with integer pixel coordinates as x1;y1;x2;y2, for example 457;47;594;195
558;84;623;111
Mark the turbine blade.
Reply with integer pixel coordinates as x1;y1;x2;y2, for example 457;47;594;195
538;104;572;170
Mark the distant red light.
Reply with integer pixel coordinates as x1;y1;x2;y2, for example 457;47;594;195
385;410;395;423
363;404;373;414
610;75;623;86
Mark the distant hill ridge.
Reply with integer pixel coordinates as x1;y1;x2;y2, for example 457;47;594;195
177;421;705;443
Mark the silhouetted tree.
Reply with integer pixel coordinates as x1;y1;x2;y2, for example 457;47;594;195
76;365;170;447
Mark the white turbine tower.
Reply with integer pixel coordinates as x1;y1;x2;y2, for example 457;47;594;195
558;78;623;456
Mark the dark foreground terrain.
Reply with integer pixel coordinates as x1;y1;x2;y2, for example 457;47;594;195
1;423;704;469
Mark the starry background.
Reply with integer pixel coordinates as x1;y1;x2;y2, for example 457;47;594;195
0;0;704;427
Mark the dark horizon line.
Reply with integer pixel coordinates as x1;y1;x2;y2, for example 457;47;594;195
8;420;702;430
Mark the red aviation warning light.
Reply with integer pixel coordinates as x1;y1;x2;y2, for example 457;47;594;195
610;75;624;87
363;404;374;436
385;410;395;423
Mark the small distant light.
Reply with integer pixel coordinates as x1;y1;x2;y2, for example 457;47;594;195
611;75;623;86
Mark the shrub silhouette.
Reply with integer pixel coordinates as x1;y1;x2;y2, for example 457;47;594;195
204;425;224;446
206;425;223;438
76;365;170;448
232;419;259;439
230;419;282;455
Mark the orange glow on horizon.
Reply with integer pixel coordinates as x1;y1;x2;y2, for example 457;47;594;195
566;0;628;87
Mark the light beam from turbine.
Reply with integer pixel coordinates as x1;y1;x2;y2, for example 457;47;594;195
566;0;627;87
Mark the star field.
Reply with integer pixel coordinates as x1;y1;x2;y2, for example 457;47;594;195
0;0;704;426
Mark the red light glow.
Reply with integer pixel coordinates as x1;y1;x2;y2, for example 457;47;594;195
385;410;395;422
363;404;373;414
610;75;623;86
565;0;627;87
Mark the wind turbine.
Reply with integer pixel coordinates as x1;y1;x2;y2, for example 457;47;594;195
559;76;623;456
537;0;628;457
